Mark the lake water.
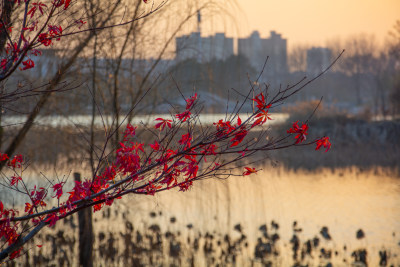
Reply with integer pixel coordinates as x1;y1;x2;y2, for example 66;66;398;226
2;167;399;266
92;167;400;266
2;113;289;128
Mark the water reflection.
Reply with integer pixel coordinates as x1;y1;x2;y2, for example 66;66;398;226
6;168;400;266
104;167;400;266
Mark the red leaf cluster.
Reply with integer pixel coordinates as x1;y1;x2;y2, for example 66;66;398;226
315;137;331;152
19;59;35;70
8;155;23;168
287;121;309;144
155;118;172;131
27;2;47;18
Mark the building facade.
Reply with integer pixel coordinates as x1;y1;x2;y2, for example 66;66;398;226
175;32;234;63
238;31;288;76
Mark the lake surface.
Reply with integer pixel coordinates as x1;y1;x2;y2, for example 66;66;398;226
2;167;399;266
94;167;400;266
2;113;289;128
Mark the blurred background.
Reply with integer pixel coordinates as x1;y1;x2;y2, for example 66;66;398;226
1;0;399;266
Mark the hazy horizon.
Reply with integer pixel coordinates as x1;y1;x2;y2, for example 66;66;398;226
196;0;399;50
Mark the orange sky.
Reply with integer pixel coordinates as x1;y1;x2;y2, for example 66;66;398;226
201;0;400;50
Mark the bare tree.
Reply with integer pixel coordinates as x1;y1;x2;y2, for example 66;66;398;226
327;34;377;106
388;20;400;115
0;0;166;170
288;44;309;73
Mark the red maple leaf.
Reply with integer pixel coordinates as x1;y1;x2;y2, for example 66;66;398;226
38;33;52;46
30;49;42;56
149;140;160;151
0;152;9;161
123;124;136;140
10;176;22;187
27;2;47;18
23;21;39;32
315;136;331;152
179;133;192;148
52;182;65;199
214;119;235;137
185;93;198;110
230;129;248;147
179;178;193;192
253;92;266;110
237;116;242;126
176;110;191;122
200;144;217;156
8;154;23;168
9;248;22;260
144;181;162;195
19;59;35;70
46;213;59;227
25;202;33;214
287;121;309;144
155;118;172;130
131;142;144;153
252;105;272;127
243;167;257;176
183;163;198;179
64;0;71;9
48;25;62;38
1;58;8;70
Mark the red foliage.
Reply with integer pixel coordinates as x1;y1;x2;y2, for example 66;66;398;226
10;176;22;187
123;124;137;140
0;100;331;259
243;167;257;176
0;59;7;70
315;137;332;152
8;155;23;168
149;140;160;151
185;93;197;109
0;153;9;161
230;128;248;147
52;182;65;199
53;0;71;9
178;133;192;148
175;110;191;122
19;59;35;70
287;121;309;144
155;118;172;131
0;2;334;258
38;33;52;46
27;2;47;18
45;213;59;227
253;92;267;110
214;119;235;137
252;104;272;127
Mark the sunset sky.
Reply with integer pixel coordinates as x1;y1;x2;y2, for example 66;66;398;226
201;0;400;50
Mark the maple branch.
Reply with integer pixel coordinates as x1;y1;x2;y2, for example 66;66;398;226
0;221;46;262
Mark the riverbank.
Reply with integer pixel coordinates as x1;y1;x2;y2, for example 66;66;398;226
2;116;399;172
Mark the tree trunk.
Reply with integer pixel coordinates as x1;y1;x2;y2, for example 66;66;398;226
0;1;15;53
74;172;94;267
